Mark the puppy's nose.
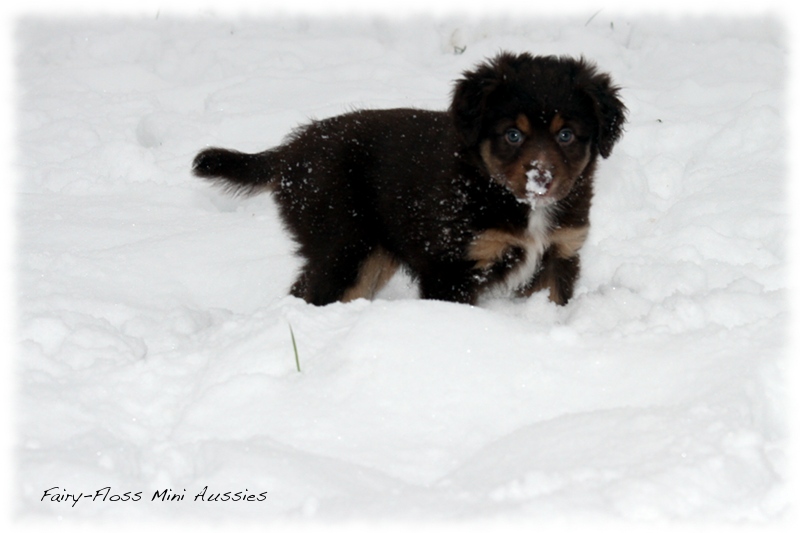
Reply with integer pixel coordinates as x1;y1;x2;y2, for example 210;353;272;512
525;160;554;196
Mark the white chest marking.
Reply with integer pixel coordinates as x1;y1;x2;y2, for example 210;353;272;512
502;206;553;292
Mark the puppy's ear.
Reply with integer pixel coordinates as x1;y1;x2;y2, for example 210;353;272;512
580;63;627;158
450;55;510;147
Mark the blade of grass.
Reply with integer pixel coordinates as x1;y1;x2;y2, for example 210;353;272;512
289;323;301;373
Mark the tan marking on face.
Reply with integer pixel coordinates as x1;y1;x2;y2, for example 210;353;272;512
341;247;399;302
480;139;528;197
546;145;592;201
550;225;589;259
468;229;529;269
479;139;503;176
516;114;532;136
549;113;565;135
576;144;592;173
481;137;530;199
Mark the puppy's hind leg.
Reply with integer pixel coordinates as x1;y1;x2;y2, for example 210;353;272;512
289;241;378;306
341;247;399;302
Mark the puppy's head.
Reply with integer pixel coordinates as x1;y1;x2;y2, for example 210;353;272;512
450;52;626;205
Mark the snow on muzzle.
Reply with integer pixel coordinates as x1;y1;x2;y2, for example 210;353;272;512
524;160;554;200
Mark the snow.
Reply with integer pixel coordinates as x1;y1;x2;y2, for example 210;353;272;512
524;161;553;201
10;6;792;528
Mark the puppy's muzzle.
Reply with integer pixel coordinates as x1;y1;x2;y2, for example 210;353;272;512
525;160;554;197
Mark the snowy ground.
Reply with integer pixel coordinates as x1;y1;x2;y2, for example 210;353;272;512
10;7;791;528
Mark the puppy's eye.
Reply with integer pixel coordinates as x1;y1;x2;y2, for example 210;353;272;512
557;128;574;144
505;128;524;145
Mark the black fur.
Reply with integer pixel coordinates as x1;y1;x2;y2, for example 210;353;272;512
193;52;626;306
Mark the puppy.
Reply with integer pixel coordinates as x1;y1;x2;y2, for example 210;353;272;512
193;52;625;306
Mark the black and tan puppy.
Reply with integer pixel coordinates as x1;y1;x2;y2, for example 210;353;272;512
193;52;625;306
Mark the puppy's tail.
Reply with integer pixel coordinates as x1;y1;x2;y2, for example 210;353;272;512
192;147;279;196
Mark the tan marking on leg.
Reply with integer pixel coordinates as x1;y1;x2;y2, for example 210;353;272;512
545;276;564;305
468;229;528;269
516;262;563;304
341;247;399;302
550;225;589;258
549;113;565;134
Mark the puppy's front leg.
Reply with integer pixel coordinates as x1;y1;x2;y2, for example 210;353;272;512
519;249;580;305
519;225;588;305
